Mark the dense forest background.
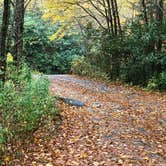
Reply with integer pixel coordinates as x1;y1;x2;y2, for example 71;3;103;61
0;0;165;89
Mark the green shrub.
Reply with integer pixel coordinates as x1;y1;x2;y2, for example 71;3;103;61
147;72;166;91
79;19;165;91
0;64;57;155
71;56;109;80
24;13;83;74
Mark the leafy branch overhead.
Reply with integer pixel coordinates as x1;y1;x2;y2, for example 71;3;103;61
43;0;129;39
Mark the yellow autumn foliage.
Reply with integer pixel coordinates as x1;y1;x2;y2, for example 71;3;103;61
43;0;140;40
6;53;13;63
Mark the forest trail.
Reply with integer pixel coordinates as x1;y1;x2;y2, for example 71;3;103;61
13;75;166;165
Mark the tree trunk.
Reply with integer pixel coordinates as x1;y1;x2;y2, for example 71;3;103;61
0;0;10;83
105;0;114;36
110;0;118;35
114;0;122;36
142;0;148;24
156;0;164;51
14;0;25;68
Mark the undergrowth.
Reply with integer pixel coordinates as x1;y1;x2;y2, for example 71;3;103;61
0;63;57;159
71;56;109;81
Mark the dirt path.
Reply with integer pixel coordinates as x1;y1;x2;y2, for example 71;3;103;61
11;75;166;165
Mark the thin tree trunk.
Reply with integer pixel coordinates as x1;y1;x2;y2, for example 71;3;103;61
156;0;164;51
103;0;111;34
114;0;122;36
0;0;10;83
142;0;148;24
106;0;114;36
14;0;25;68
110;0;118;35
